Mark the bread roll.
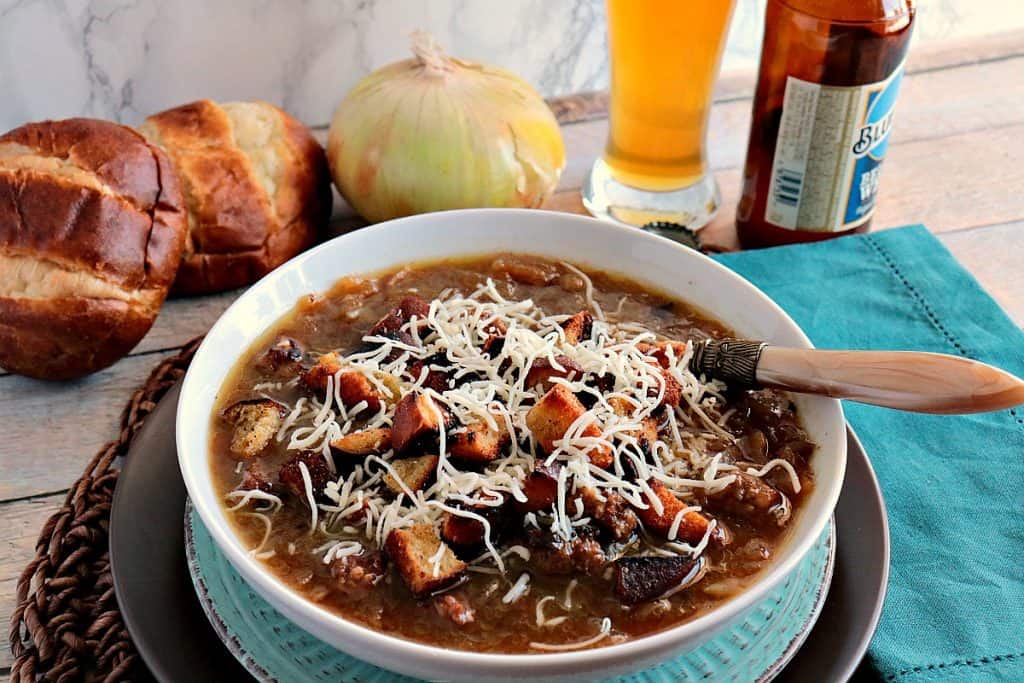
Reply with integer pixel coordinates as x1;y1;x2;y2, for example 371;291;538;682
140;100;332;295
0;118;188;380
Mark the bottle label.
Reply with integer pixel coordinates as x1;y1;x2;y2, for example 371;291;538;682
764;62;905;232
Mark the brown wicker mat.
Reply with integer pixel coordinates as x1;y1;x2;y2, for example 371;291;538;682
8;338;203;683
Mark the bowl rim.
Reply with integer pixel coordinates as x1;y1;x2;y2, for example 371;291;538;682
178;208;847;674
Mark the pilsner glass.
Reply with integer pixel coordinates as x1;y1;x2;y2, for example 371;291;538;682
583;0;737;228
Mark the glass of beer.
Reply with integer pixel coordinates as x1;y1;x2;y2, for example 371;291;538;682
583;0;736;229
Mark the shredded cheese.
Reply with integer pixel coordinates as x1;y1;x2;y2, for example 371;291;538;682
225;270;810;616
530;617;612;651
501;572;531;604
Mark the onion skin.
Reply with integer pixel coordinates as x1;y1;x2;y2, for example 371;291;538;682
327;49;566;223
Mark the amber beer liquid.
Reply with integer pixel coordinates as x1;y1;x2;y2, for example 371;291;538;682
603;0;735;191
584;0;735;228
737;0;915;248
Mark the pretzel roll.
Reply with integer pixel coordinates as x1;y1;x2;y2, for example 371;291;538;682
140;100;332;295
0;118;187;380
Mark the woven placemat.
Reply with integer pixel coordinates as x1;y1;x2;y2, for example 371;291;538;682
7;338;203;683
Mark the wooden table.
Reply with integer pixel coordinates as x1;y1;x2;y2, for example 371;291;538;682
3;30;1023;675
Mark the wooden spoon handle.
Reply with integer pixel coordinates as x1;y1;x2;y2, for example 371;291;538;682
691;340;1024;414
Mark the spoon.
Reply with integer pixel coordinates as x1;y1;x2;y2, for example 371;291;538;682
689;339;1024;414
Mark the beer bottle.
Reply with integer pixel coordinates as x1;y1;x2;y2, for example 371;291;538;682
737;0;915;248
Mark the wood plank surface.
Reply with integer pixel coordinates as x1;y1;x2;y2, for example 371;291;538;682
1;493;66;671
0;352;179;500
940;221;1024;327
2;30;1023;674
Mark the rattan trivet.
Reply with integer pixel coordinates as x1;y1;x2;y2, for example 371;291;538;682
8;337;203;683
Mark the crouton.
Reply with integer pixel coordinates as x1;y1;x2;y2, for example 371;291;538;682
613;556;702;605
385;523;467;598
369;295;431;337
515;463;563;513
650;367;683;409
329;550;387;599
526;385;613;467
524;355;584;392
301;355;387;412
482;333;505;358
448;422;509;463
441;513;486;548
408;352;453;393
636;480;719;544
383;454;439;495
392;392;450;453
222;398;287;459
278;451;333;504
301;352;344;394
561;311;593;344
607;397;660;454
638;340;690;369
479;319;508;358
576;487;638;542
330;428;392;456
702;471;790;527
482;319;507;338
340;372;387;413
440;499;506;548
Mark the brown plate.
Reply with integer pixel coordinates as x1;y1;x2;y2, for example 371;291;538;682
110;382;889;682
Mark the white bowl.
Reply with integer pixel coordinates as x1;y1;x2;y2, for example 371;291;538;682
178;208;846;682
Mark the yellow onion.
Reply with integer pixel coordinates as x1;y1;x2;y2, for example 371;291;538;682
327;32;565;223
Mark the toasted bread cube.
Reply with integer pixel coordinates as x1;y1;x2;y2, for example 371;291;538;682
652;368;682;409
338;372;385;413
301;352;344;394
526;385;613;467
524;355;584;392
449;423;508;463
330;428;392;456
441;498;507;547
515;463;563;512
385;523;467;598
278;451;333;505
638;340;689;369
482;319;507;337
481;319;507;357
408;352;453;393
302;355;386;412
607;397;659;451
222;398;286;459
392;392;449;453
441;512;486;547
561;311;594;344
636;480;718;544
383;454;439;495
369;295;431;337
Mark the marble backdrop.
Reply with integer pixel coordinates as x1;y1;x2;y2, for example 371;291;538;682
0;0;1018;131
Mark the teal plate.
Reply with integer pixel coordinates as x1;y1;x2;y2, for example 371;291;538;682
185;503;834;683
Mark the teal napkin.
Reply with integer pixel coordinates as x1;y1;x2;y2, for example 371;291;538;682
713;226;1024;683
